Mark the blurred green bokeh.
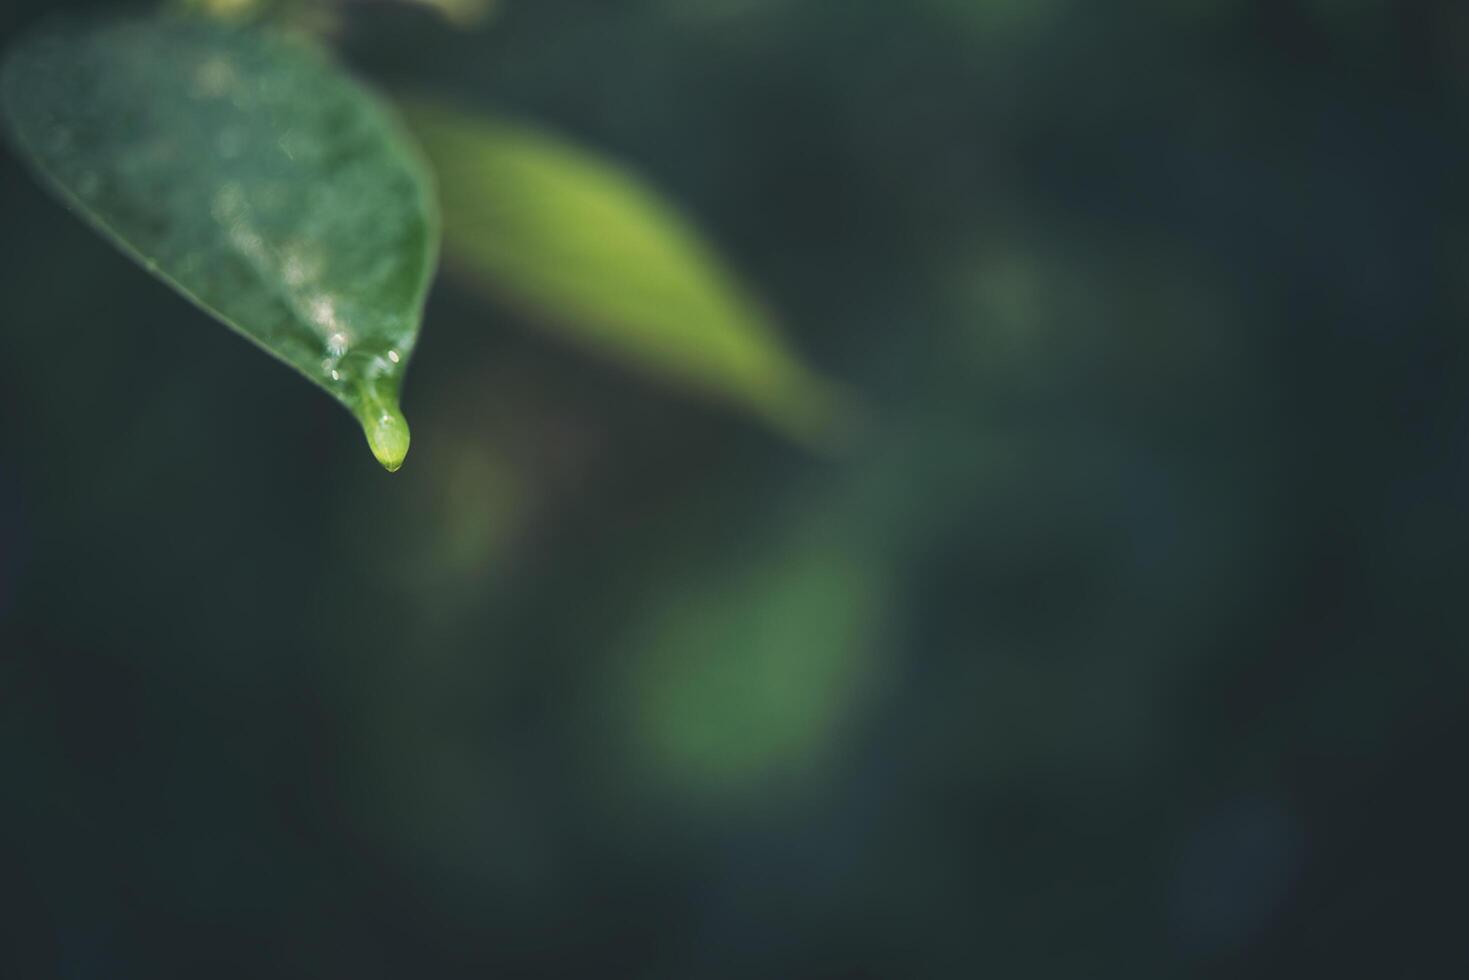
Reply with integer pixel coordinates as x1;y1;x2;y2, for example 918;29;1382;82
3;0;1469;976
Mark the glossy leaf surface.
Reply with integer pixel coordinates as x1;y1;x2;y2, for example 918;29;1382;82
402;100;845;445
2;14;438;470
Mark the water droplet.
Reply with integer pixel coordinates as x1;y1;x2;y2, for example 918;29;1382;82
387;350;401;364
362;408;410;472
307;295;337;330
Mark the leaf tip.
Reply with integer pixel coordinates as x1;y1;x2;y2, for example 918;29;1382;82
363;408;411;473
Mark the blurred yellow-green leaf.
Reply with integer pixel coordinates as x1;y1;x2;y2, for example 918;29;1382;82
400;99;848;445
404;0;500;28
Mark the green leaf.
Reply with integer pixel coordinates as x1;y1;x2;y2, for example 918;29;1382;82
400;100;848;446
1;14;439;471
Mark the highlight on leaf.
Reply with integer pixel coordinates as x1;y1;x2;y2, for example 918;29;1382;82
0;13;438;471
400;99;850;446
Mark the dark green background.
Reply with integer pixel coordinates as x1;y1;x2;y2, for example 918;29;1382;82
3;0;1468;975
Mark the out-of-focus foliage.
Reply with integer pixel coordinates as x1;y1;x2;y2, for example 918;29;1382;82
619;513;890;800
0;12;436;469
404;99;847;444
403;0;498;29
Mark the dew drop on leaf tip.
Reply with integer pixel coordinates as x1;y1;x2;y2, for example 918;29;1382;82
363;407;411;473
